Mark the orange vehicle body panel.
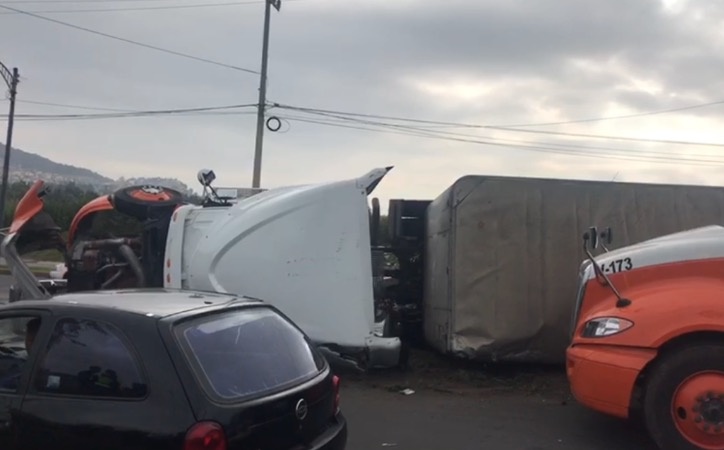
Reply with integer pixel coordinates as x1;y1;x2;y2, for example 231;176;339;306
9;180;46;234
567;257;724;418
66;195;113;248
567;344;656;418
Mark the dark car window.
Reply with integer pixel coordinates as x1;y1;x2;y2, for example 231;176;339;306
33;318;148;399
0;315;42;393
175;306;326;401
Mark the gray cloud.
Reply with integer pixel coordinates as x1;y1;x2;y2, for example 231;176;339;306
1;0;724;207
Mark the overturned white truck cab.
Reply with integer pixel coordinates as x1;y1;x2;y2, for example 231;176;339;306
0;167;401;370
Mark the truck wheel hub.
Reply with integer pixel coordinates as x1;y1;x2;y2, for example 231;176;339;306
697;395;723;429
672;371;724;449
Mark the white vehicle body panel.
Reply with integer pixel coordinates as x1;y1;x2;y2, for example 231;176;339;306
585;225;724;282
163;168;399;364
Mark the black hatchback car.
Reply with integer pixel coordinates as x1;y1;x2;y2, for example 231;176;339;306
0;289;347;450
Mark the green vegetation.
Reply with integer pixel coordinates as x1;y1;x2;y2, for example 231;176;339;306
3;181;202;229
3;181;99;230
24;248;65;263
2;181;94;263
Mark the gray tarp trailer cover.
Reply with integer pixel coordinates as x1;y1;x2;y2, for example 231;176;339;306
424;175;724;364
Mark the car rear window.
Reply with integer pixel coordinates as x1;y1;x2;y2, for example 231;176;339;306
174;306;326;401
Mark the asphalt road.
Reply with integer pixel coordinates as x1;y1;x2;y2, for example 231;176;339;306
341;382;657;450
0;274;657;449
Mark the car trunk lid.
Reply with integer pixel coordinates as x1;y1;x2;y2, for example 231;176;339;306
166;305;338;450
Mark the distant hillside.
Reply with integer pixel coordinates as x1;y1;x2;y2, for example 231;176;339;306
0;143;195;195
0;143;112;186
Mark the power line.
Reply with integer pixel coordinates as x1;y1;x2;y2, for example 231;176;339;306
1;103;257;121
13;110;258;120
283;110;724;160
0;1;248;15
0;0;305;15
288;113;724;163
0;4;260;74
272;98;724;130
278;114;724;167
18;103;256;118
1;0;212;3
387;120;724;163
13;96;724;160
19;98;134;112
10;97;724;167
485;125;724;148
271;103;724;148
498;99;724;128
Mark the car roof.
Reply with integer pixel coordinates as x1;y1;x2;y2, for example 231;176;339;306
0;288;263;319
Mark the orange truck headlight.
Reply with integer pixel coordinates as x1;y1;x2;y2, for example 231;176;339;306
581;317;634;338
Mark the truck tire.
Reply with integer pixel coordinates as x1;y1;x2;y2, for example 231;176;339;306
112;185;184;220
643;343;724;450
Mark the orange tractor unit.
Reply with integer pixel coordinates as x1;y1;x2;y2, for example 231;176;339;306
567;226;724;450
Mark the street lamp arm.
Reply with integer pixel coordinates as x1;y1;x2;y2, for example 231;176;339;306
0;61;14;90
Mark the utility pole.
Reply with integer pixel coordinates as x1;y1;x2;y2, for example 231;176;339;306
251;0;281;189
0;63;18;230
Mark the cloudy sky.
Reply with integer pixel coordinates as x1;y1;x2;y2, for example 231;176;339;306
1;0;724;207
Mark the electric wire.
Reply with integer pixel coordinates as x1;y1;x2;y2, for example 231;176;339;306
9;97;724;164
11;110;258;121
271;103;724;148
276;114;724;167
0;4;260;74
19;99;135;112
281;114;724;167
0;2;256;15
9;97;724;162
486;125;724;148
497;99;724;128
0;0;305;15
271;100;724;130
281;110;724;160
1;0;225;3
1;103;258;121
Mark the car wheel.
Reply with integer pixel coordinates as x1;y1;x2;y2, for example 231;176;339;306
643;343;724;450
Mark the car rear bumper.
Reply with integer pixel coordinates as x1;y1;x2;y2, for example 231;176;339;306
307;413;347;450
566;344;656;419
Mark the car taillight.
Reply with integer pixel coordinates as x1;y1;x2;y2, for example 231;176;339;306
184;421;227;450
332;375;341;415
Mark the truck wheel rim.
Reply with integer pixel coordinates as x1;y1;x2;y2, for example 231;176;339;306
671;371;724;449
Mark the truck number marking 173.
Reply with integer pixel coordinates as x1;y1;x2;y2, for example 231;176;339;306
602;257;633;274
